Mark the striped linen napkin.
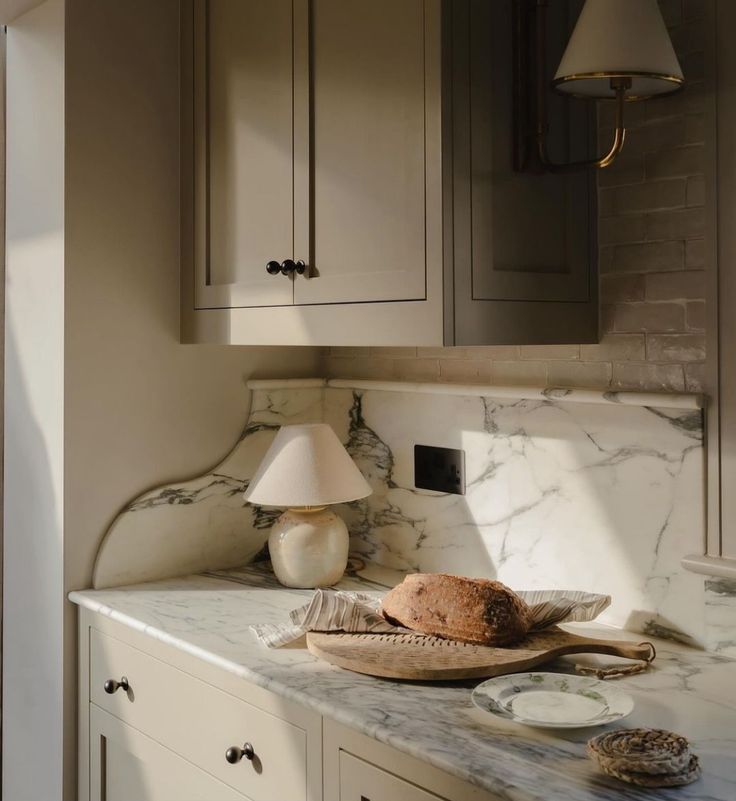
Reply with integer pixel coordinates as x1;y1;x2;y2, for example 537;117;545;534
251;587;610;648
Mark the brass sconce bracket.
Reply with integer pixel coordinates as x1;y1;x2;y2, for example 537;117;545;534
513;0;629;174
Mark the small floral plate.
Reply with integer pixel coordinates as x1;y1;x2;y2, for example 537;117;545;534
471;672;634;729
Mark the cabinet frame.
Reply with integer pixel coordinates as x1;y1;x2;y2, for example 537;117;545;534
180;0;598;347
181;0;446;346
77;608;323;801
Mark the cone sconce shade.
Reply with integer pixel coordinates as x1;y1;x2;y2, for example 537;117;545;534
244;424;372;508
553;0;684;100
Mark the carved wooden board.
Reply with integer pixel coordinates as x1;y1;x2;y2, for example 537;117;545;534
306;627;655;681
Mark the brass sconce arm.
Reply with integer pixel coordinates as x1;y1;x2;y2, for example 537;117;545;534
536;77;629;173
532;0;630;173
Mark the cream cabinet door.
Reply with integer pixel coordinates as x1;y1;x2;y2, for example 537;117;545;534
294;0;435;306
89;705;248;801
339;752;445;801
192;0;295;309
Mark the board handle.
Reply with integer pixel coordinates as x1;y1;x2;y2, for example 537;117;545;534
574;638;657;663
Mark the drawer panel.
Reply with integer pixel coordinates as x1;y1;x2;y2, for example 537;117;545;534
90;628;306;801
339;751;445;801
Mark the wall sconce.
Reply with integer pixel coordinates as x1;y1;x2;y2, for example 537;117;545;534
515;0;684;173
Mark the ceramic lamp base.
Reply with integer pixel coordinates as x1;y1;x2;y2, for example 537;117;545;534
268;507;349;588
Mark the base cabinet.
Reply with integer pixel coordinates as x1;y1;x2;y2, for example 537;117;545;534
90;706;247;801
79;610;501;801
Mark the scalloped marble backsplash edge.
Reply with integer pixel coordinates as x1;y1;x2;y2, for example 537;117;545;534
91;379;735;655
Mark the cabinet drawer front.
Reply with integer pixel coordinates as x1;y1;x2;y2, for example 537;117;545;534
90;705;248;801
90;629;306;801
339;751;445;801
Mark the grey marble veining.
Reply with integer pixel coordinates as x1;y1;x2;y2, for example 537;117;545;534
91;379;730;652
70;562;736;801
322;385;707;646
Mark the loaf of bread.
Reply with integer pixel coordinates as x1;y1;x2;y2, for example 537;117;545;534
381;574;532;646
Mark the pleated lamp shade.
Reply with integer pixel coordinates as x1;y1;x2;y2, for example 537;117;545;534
244;423;372;508
553;0;684;100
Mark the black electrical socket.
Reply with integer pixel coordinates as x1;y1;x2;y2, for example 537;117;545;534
414;444;465;495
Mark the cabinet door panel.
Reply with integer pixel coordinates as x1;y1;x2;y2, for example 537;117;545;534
339;751;445;801
467;0;592;303
89;706;247;801
295;0;430;305
194;0;294;309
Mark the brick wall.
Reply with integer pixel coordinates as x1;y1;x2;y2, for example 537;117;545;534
324;0;708;394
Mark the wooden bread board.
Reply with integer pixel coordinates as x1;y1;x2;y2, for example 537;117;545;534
306;627;655;681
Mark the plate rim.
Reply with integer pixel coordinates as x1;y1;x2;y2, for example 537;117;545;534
471;671;635;729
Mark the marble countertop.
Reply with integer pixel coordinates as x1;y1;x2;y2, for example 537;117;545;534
69;560;736;801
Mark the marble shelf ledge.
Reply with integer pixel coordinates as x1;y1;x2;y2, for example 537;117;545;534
683;554;736;580
246;378;704;411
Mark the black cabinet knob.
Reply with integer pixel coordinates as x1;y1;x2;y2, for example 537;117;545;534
266;261;281;275
103;676;129;695
280;259;307;276
225;742;255;764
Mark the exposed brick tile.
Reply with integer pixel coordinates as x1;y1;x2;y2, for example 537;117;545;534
612;362;686;392
370;347;416;358
598;189;616;218
685;238;706;268
599;246;615;272
619;118;686;156
491;361;548;387
601;305;616;334
646;145;704;180
648;81;705;120
597;156;645;188
685;362;707;393
325;357;393;380
547;361;612;389
418;346;519;360
581;334;646;362
684;113;705;144
439;359;492;384
466;345;521;360
393;359;440;381
520;344;580;361
645;207;705;240
686;176;705;207
601;274;647;303
686;300;706;331
602;179;687;215
647;333;706;361
606;241;684;274
599;215;646;246
598;99;647;129
646;270;705;301
613;302;686;332
330;346;369;358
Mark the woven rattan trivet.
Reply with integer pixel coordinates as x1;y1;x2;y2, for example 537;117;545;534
587;728;701;788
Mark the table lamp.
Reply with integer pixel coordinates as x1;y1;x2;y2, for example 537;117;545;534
244;423;372;588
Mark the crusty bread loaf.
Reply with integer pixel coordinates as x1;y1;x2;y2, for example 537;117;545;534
381;574;532;646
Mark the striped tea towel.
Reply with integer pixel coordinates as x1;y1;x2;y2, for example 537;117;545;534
251;587;611;648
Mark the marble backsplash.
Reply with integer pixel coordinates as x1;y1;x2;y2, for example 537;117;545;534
93;378;735;653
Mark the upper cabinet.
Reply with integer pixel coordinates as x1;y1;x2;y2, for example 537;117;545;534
181;0;598;347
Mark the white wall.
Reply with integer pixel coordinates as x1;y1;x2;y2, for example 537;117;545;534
4;1;65;799
4;1;322;798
